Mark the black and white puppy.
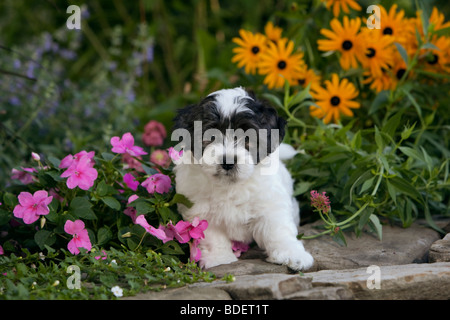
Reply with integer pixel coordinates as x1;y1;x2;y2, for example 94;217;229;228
172;87;314;270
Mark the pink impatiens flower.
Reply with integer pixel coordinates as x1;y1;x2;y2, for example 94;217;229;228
60;155;98;190
189;239;202;262
232;241;250;258
164;217;208;244
11;167;37;185
141;173;171;194
167;147;183;163
142;120;167;147
13;190;53;224
111;132;147;157
59;150;95;169
123;173;139;191
135;215;169;242
64;220;92;255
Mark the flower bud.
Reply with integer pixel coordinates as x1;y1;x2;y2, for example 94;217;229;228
31;152;40;161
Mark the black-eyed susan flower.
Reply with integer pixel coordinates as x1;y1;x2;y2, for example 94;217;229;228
310;73;360;124
421;36;450;74
317;16;365;70
264;21;283;43
295;67;321;90
258;38;305;89
429;7;450;32
378;5;412;44
232;29;267;74
359;29;395;78
321;0;361;17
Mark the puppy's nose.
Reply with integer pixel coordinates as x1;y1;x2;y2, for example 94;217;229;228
222;155;236;171
221;163;235;171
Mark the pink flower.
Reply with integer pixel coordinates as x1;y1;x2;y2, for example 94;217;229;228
13;190;53;224
60;155;98;190
232;241;250;258
111;132;147;157
165;217;208;244
189;239;202;262
124;207;137;223
128;194;139;204
123;173;139;191
11;167;37;184
135;215;169;242
141;173;172;194
64;220;92;255
0;245;4;255
168;147;183;163
121;153;144;172
142;120;167;147
60;150;95;169
310;190;331;214
150;149;171;168
31;152;40;161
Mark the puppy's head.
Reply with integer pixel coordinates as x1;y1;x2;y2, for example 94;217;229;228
173;87;286;182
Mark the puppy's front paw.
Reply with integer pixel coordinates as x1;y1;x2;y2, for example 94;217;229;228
267;245;314;271
199;251;238;269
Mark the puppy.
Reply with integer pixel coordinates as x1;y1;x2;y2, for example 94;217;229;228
172;87;314;271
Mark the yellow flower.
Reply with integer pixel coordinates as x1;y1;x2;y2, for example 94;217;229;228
421;35;450;74
321;0;361;17
310;74;360;124
232;29;267;74
363;52;407;93
317;16;365;70
359;29;395;78
264;21;283;43
294;67;321;90
429;6;450;32
258;38;305;89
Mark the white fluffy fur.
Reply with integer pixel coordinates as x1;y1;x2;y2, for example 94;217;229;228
174;88;314;271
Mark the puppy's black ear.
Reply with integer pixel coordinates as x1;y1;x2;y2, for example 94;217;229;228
247;98;287;151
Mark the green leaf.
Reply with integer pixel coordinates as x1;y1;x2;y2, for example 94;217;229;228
97;227;113;246
386;180;397;204
399;146;423;162
388;176;422;203
70;197;97;220
382;110;404;138
360;176;375;195
350;131;362;150
294;181;314;196
394;42;409;65
47;156;61;168
368;214;382;241
358;207;375;230
262;93;283;109
168;193;193;209
34;230;56;250
0;209;11;226
3;192;17;207
157;206;179;224
374;126;384;151
369;90;389;115
133;200;155;215
332;230;347;247
102;196;121;211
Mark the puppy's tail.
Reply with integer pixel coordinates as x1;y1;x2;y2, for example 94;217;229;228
278;143;298;161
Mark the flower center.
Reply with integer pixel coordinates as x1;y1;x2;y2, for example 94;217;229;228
297;78;305;85
277;60;287;70
396;68;406;80
383;27;393;35
366;48;376;58
251;46;260;54
341;40;353;50
74;171;80;176
427;54;439;65
330;96;341;106
32;203;38;208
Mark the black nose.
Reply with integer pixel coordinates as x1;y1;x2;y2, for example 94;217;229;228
221;163;235;171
